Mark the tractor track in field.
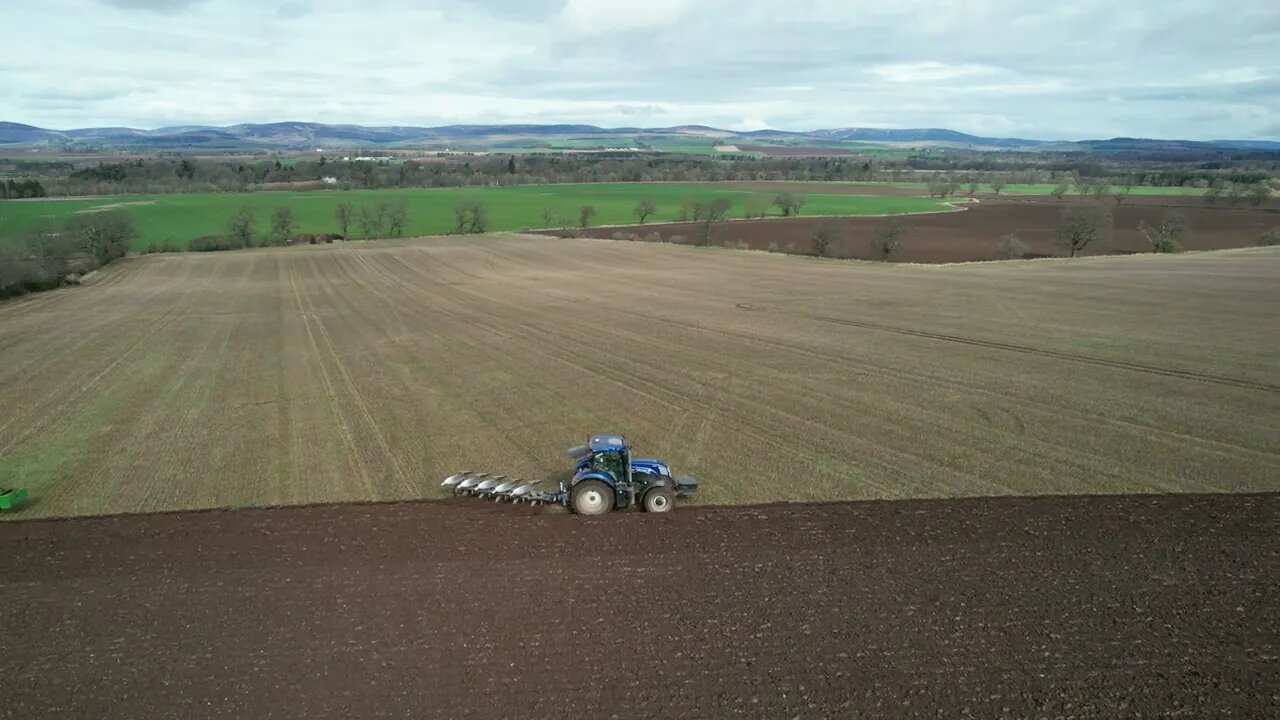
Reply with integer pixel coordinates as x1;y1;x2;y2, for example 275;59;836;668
0;493;1274;719
287;263;374;498
805;313;1280;393
301;254;412;495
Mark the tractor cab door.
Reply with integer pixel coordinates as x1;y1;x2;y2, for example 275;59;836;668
590;450;630;508
617;447;633;508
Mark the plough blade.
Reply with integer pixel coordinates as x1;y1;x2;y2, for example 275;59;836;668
490;478;522;500
509;482;541;501
441;472;474;488
456;473;490;493
473;476;508;497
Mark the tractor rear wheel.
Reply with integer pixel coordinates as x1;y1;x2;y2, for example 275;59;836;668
571;480;614;516
642;487;674;513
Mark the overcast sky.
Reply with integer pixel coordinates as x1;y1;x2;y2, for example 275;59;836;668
4;0;1279;140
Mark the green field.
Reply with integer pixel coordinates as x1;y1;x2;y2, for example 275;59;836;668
0;183;955;250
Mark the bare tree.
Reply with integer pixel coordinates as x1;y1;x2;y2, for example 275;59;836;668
678;195;694;222
579;205;597;228
633;198;657;224
1055;202;1112;257
990;180;1006;196
270;206;295;245
1204;185;1223;206
967;182;979;197
1138;211;1189;253
1000;233;1026;259
1091;182;1111;200
694;197;732;246
811;220;842;257
470;203;490;233
452;200;488;234
1050;183;1069;200
369;200;396;237
773;192;806;216
1248;181;1272;208
334;201;352;238
872;220;907;261
228;206;256;247
1226;183;1247;207
1115;178;1135;205
358;204;376;239
385;199;408;236
66;210;138;264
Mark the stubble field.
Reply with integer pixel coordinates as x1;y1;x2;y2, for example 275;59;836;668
1;234;1276;519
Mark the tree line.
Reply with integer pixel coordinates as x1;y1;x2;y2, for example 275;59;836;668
5;151;1275;198
187;199;411;252
0;210;136;298
0;179;47;199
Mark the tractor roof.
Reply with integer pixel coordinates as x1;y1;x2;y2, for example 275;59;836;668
587;434;627;452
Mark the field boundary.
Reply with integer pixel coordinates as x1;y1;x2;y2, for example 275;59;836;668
4;490;1277;527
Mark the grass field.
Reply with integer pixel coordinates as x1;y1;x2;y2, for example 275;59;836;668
1;236;1275;519
0;183;954;251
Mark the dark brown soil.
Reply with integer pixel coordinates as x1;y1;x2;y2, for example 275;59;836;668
2;494;1275;719
570;199;1280;263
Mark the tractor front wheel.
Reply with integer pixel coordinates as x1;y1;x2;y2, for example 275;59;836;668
571;480;614;516
642;487;674;513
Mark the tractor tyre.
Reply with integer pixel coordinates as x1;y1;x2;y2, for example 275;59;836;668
642;487;674;513
570;480;614;516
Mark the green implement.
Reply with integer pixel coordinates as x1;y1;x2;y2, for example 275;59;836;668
0;488;29;512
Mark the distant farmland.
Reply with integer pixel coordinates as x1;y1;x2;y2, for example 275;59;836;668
0;183;955;251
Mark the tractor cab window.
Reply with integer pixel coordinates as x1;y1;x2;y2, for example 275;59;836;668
591;451;624;479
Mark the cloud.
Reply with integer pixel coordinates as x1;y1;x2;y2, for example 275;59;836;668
1;0;1276;140
613;104;667;117
100;0;206;12
728;117;772;131
275;1;312;19
560;0;694;34
866;62;1001;84
1194;67;1269;84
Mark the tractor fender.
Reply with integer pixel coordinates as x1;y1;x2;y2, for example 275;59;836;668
572;470;616;488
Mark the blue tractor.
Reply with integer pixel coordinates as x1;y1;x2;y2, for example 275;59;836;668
442;434;697;515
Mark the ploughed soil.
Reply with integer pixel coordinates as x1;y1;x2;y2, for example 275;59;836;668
2;494;1275;719
568;198;1280;262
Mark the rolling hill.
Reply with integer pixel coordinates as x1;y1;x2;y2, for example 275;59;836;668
0;120;1275;154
